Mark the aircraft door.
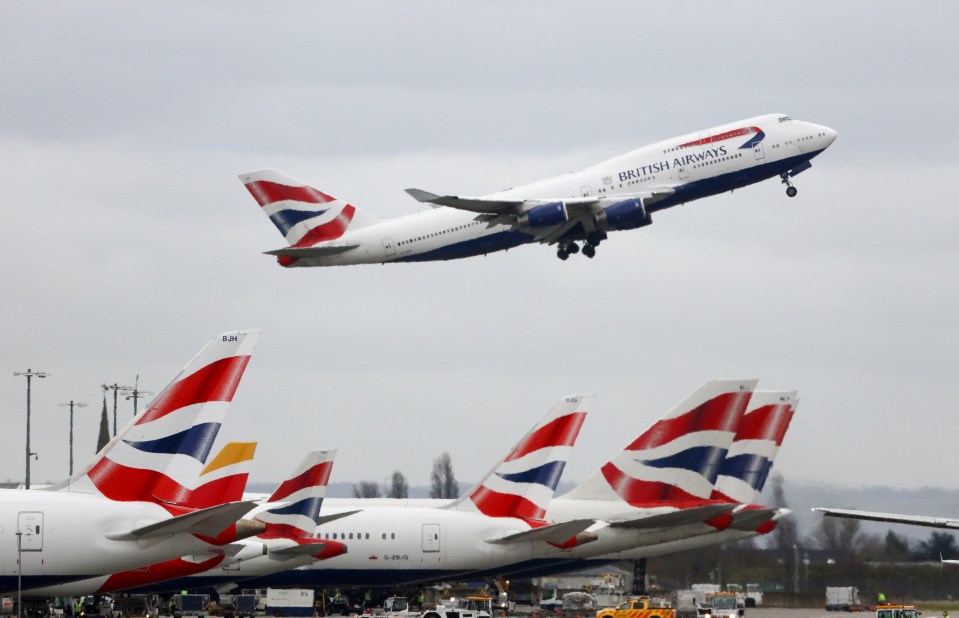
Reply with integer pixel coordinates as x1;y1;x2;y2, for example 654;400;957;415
382;237;396;257
17;511;43;551
422;523;440;552
753;142;766;160
580;185;592;197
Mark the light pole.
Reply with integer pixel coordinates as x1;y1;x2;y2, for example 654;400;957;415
13;369;49;489
59;401;88;476
121;374;152;417
101;382;131;436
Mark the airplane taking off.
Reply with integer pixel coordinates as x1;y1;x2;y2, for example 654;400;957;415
240;114;836;266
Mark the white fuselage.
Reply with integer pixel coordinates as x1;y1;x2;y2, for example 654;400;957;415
292;114;835;266
0;490;238;594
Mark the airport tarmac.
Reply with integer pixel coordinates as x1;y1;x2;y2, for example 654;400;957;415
747;611;871;618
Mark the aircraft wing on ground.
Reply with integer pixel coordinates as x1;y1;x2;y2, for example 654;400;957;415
106;500;262;540
813;507;959;530
485;519;595;546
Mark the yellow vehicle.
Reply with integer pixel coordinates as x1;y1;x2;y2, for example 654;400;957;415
877;605;920;618
596;598;675;618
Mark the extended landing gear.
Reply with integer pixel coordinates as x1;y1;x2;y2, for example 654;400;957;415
781;172;798;197
557;241;581;261
556;234;605;260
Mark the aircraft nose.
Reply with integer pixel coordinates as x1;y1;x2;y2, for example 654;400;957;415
823;125;837;146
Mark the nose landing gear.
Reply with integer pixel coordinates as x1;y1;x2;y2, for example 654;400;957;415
781;172;798;197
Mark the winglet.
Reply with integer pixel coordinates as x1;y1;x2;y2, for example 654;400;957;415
405;188;443;203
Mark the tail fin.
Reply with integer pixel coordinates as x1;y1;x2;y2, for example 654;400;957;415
711;390;797;503
55;330;261;505
564;379;755;506
239;168;380;247
255;449;337;538
451;395;590;524
178;441;258;509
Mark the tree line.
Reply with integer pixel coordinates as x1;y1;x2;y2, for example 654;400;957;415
351;451;459;499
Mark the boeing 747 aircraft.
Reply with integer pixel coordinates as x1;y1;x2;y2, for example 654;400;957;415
240;113;836;266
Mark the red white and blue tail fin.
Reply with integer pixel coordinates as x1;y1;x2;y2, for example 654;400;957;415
177;441;258;509
54;330;261;505
563;379;755;507
255;449;337;538
451;395;590;524
239;169;380;266
711;390;797;504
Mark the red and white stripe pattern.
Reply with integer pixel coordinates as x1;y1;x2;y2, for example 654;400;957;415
565;380;755;507
239;168;355;247
256;449;337;538
456;395;590;524
64;330;260;507
711;390;797;504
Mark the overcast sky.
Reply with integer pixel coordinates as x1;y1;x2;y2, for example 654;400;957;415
2;2;957;505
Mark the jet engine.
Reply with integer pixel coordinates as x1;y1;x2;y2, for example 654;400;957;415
518;201;568;228
596;197;652;230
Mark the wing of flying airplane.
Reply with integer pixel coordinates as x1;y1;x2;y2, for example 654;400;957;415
404;188;676;244
813;508;959;530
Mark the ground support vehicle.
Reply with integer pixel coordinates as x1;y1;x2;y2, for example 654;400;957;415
596;598;675;618
699;593;743;618
265;589;314;617
876;605;920;618
171;595;210;618
825;588;863;612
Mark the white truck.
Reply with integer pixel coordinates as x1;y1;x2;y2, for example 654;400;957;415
825;587;863;612
371;596;492;618
266;589;315;617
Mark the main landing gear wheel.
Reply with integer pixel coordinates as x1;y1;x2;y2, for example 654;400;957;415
582;244;596;258
781;172;798;197
567;241;580;254
557;247;569;261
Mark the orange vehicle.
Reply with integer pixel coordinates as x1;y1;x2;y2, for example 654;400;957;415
876;605;920;618
596;598;675;618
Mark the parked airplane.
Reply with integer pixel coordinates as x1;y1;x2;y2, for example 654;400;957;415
240;114;836;266
236;395;593;588
30;450;350;596
601;390;799;561
0;330;261;594
482;386;796;580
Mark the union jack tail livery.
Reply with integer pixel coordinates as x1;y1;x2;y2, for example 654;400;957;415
178;441;258;509
451;395;591;524
239;169;380;267
257;449;337;538
564;379;755;507
54;329;261;506
711;391;797;504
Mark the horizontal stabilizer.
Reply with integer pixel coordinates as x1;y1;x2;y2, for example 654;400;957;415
486;519;594;546
609;504;736;530
270;541;329;558
264;245;358;258
728;508;778;531
107;500;258;541
315;510;361;526
813;508;959;530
